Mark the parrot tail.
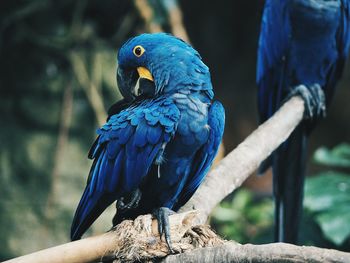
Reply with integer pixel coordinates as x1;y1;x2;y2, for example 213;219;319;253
70;187;114;241
273;125;307;244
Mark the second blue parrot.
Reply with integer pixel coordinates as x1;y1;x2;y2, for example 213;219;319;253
257;0;350;243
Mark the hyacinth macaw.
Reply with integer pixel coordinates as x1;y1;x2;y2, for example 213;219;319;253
257;0;350;243
70;33;225;249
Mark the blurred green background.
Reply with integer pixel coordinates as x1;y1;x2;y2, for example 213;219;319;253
0;0;349;259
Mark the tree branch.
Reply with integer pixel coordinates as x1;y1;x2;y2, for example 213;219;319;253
4;211;224;263
5;211;350;263
161;242;350;263
179;96;305;223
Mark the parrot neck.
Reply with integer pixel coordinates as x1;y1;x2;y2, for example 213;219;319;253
162;78;214;101
150;58;214;100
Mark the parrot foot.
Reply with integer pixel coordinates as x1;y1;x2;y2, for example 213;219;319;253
116;188;142;211
153;207;176;253
286;84;326;120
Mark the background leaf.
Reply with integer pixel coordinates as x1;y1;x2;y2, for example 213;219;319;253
304;172;350;245
313;144;350;168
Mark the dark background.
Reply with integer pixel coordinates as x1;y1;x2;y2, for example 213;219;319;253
0;0;349;259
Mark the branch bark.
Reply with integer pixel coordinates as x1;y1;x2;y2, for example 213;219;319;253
179;96;305;223
5;212;350;263
4;211;224;263
161;242;350;263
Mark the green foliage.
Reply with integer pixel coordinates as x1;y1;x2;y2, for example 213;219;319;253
313;143;350;168
210;189;273;244
212;144;350;250
305;143;350;246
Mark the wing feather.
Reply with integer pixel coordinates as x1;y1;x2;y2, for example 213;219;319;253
71;97;180;240
173;101;225;210
325;0;350;99
257;0;291;122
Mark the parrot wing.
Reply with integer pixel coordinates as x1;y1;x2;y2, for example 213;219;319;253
256;0;291;123
71;97;180;240
173;100;225;210
324;0;350;103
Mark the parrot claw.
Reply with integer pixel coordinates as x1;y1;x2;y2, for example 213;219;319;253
286;84;326;120
116;188;142;211
153;207;176;253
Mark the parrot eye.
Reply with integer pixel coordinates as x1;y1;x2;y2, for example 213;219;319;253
133;45;145;57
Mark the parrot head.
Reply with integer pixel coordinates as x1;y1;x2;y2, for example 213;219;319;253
116;33;211;101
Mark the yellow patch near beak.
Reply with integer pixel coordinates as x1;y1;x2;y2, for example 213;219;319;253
137;67;154;82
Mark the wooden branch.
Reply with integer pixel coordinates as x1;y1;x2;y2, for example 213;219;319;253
4;211;223;263
179;96;305;223
161;242;350;263
6;212;350;263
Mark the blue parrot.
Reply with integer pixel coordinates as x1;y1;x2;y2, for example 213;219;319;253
257;0;350;243
70;33;225;249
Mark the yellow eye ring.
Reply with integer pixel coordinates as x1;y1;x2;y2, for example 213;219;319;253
133;45;145;57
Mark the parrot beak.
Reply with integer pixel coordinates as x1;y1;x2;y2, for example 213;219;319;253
117;67;139;101
135;67;155;98
117;66;155;101
137;67;154;82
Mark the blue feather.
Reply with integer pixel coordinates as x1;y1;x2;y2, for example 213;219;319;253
107;140;121;159
174;101;225;209
108;151;124;192
146;125;162;145
71;95;181;240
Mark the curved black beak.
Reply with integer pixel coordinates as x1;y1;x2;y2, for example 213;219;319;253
117;66;156;101
117;67;138;101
